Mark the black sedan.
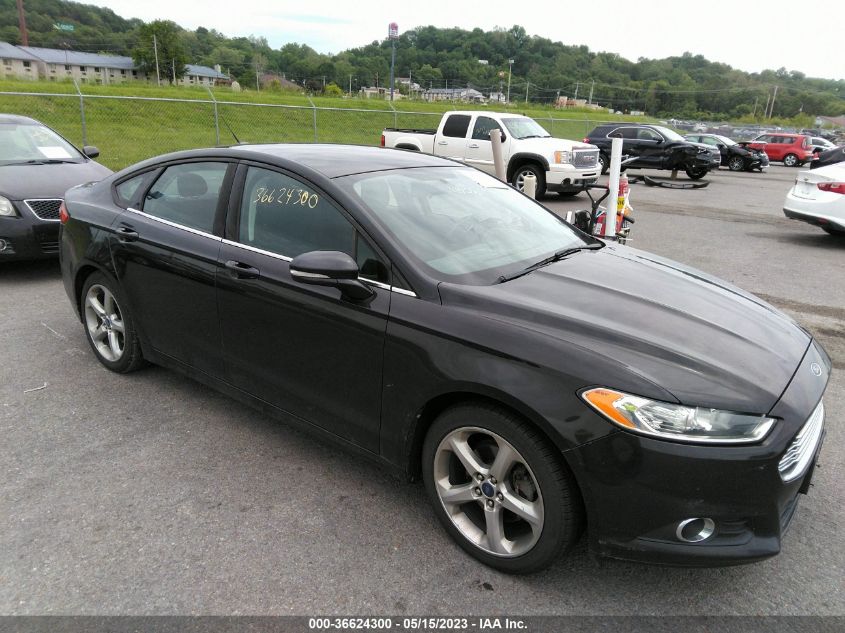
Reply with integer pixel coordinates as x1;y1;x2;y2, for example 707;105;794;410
684;133;769;172
0;114;111;260
60;145;829;573
811;144;845;169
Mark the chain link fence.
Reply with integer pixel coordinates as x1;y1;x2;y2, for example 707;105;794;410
0;88;608;171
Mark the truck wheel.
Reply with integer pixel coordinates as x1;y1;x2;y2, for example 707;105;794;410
783;153;798;167
511;165;546;198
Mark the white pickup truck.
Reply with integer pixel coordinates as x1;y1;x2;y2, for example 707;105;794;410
380;110;600;197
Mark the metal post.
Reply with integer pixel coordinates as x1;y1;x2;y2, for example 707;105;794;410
506;59;513;104
72;78;87;146
387;100;397;128
525;80;529;104
153;34;160;87
768;85;778;118
307;96;318;142
206;86;220;146
490;129;506;182
588;80;595;105
605;137;623;238
389;39;396;101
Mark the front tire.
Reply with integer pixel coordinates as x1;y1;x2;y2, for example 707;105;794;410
422;403;583;574
598;153;609;174
684;165;708;180
727;156;745;171
783;153;799;167
511;164;546;199
81;272;145;373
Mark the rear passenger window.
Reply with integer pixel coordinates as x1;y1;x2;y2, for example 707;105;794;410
114;172;151;208
143;162;228;233
442;115;471;138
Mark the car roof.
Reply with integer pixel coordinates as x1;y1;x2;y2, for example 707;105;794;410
0;114;40;125
121;144;457;179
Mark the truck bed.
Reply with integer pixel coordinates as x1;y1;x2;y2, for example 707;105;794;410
383;128;437;134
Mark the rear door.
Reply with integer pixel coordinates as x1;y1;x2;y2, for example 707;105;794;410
215;163;392;452
434;114;472;161
110;160;233;377
464;115;504;174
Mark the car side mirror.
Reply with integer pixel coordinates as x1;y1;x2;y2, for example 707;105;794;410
83;145;100;159
289;250;374;301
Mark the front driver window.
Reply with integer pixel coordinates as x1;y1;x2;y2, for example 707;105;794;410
238;167;388;283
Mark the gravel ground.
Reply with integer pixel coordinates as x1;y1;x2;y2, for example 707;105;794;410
0;164;842;616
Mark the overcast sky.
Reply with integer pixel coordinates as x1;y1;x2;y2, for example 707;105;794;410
86;0;843;81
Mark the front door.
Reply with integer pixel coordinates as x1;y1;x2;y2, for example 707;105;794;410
215;164;391;452
464;115;504;175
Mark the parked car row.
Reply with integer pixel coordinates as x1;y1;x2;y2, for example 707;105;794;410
684;133;769;171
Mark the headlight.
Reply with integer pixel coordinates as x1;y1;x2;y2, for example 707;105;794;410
581;387;776;444
0;195;16;217
554;151;571;164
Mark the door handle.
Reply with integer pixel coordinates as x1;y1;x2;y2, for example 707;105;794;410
224;260;260;279
468;143;479;149
437;141;448;146
116;226;139;242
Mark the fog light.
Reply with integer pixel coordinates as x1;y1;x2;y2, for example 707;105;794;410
0;238;8;252
676;517;716;543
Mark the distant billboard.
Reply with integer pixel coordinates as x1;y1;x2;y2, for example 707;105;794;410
388;22;399;39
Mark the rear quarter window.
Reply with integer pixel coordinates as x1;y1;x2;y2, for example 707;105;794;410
442;115;471;138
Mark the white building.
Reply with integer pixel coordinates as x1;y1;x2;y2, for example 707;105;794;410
0;41;41;80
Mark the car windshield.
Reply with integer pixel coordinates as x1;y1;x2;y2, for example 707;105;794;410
715;135;736;146
652;126;685;142
501;117;550;139
0;122;83;164
337;167;590;285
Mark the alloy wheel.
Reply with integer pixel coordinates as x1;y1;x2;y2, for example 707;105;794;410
432;426;544;557
84;284;125;362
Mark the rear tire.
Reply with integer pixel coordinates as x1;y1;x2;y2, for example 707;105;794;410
783;153;799;167
81;272;145;374
598;153;609;175
422;403;583;574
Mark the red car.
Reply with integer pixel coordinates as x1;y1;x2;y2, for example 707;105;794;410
746;133;814;167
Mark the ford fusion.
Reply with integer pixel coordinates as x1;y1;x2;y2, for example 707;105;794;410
59;145;830;573
0;114;110;260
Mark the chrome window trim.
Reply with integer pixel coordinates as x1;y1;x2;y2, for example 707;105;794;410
24;198;63;222
220;238;417;298
127;207;222;242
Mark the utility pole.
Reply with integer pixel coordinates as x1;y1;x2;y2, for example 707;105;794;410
349;74;352;96
153;34;160;86
171;58;175;84
574;82;579;101
768;85;778;118
388;22;398;101
525;80;529;104
408;68;412;98
506;59;514;104
16;0;28;46
752;96;758;117
763;93;771;119
588;80;595;105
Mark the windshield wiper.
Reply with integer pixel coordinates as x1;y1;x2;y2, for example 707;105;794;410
497;243;604;283
3;159;79;166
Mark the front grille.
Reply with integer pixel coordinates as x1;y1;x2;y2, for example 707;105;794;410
779;400;824;483
24;199;63;221
572;149;599;169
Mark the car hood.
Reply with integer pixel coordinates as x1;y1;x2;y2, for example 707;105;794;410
441;245;810;414
512;137;597;154
0;161;112;200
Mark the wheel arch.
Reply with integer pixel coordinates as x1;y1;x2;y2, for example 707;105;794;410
394;143;421;152
506;153;550;181
73;263;107;320
404;387;567;481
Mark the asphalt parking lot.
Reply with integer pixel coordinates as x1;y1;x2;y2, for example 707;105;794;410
1;164;843;616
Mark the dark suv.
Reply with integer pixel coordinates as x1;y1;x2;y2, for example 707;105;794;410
585;124;713;179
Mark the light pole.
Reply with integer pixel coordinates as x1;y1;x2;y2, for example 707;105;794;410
388;22;399;101
506;59;514;104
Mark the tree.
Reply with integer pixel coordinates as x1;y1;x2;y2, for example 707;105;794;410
324;82;343;97
132;20;189;84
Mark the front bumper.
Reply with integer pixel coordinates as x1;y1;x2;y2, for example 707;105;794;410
0;201;61;261
546;164;600;192
564;340;830;566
